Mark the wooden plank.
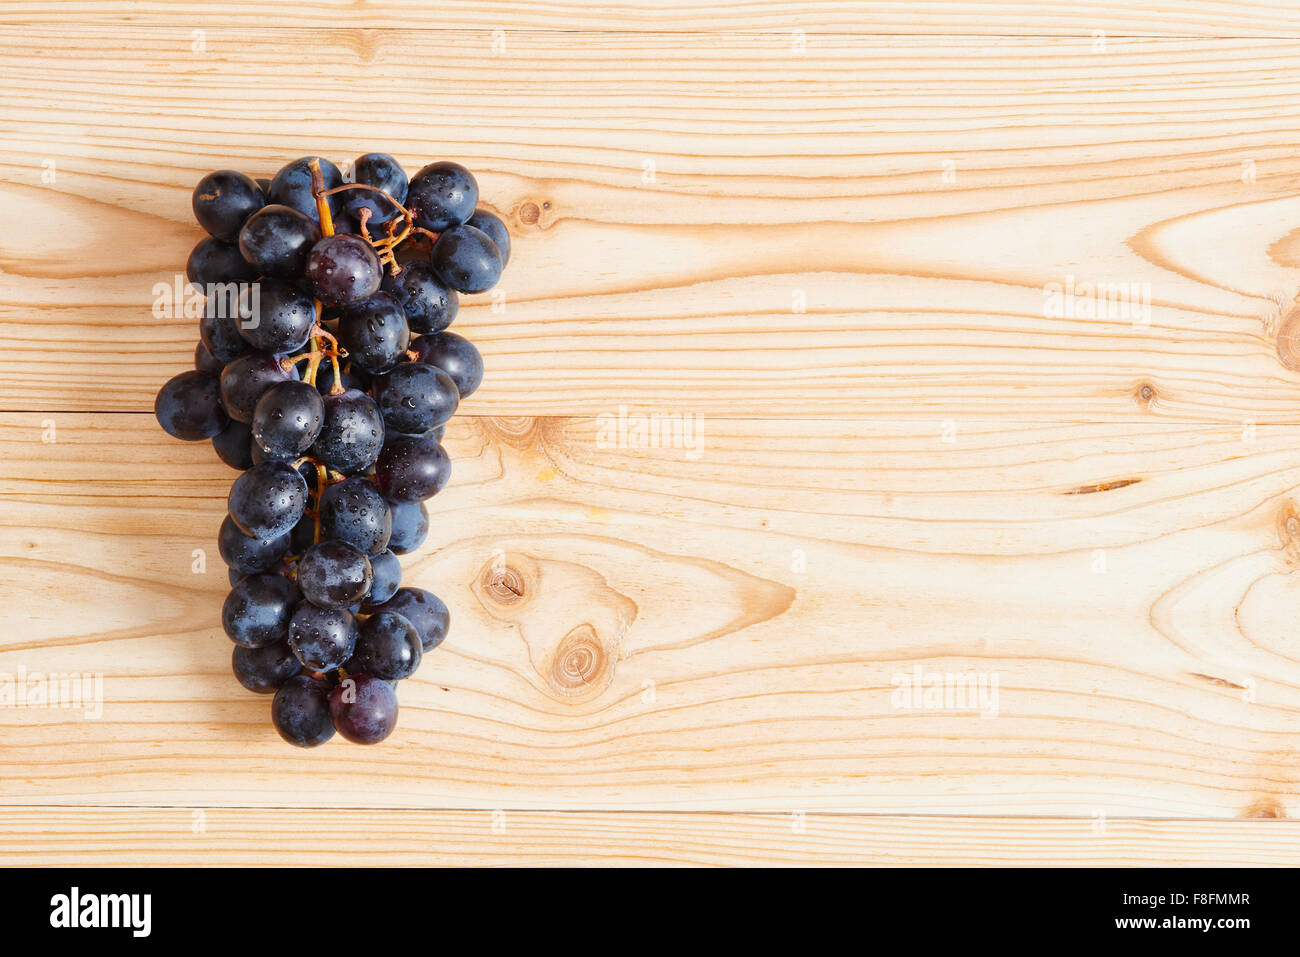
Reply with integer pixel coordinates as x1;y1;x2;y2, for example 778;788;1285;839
1;808;1296;866
3;2;1300;37
3;412;1300;815
1;29;1299;419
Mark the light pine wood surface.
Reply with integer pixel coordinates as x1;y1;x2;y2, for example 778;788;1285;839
2;3;1299;865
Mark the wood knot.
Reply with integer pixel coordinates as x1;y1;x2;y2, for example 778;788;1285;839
481;563;526;606
481;415;543;449
1276;299;1300;371
1134;381;1157;408
1279;504;1300;560
1243;800;1285;819
548;624;612;698
517;202;540;225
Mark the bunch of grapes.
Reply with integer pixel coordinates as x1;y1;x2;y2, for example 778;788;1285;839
154;154;509;746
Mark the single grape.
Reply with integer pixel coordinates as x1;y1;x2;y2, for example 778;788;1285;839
192;170;265;241
365;549;402;606
310;389;385;474
287;602;358;671
385;500;428;555
237;280;316;353
212;419;255;470
405;161;477;232
222;572;299;648
200;307;253;364
338;292;410;373
306;234;383;307
329;674;398;744
232;638;301;694
348;612;421;680
252;380;325;457
297;539;373;609
379;260;457;334
186;237;259;291
345;152;408;229
375;362;458;434
217;513;291;575
371;587;449;651
268;156;343;222
431;224;502;294
409;331;483;398
272;675;335;747
467;209;511;265
374;435;450;503
155;370;228;440
228;461;308;539
195;341;224;375
220;352;294;423
317;476;392;555
238;204;321;278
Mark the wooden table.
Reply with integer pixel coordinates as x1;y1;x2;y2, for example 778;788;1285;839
3;1;1300;866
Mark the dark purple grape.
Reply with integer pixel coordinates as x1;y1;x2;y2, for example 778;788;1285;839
220;352;294;423
406;161;477;232
380;260;457;334
318;476;391;556
252;380;325;457
338;292;410;373
372;587;449;651
329;673;398;744
186;237;259;291
365;549;402;606
374;435;450;503
287;602;358;671
348;612;421;680
345;153;408;230
195;341;224;375
410;331;483;398
232;638;301;694
273;675;335;747
222;572;299;648
385;500;428;555
467;209;511;265
268;156;343;223
217;513;291;575
155;370;228;440
238;203;321;278
237;280;316;353
193;170;265;241
290;514;317;554
297;540;373;609
375;362;458;434
228;568;244;587
228;461;308;540
306;234;383;307
200;307;252;364
310;389;385;473
212;419;254;470
256;177;272;198
431;224;502;294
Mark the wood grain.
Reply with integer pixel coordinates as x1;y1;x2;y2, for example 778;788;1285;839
3;412;1300;818
2;29;1300;419
4;808;1297;866
4;2;1300;37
